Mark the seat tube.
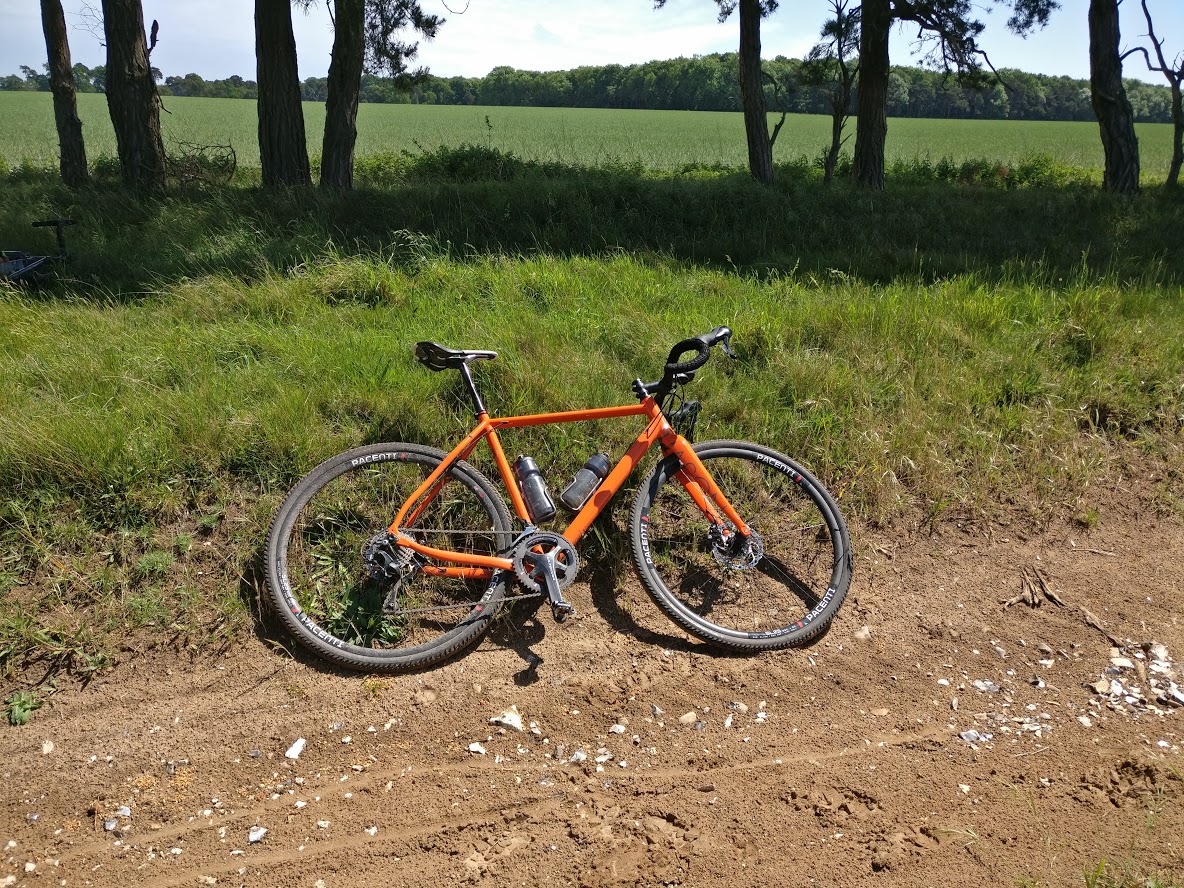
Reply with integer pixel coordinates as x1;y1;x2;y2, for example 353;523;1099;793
484;423;531;521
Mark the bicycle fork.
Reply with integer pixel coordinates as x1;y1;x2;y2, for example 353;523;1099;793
662;433;752;540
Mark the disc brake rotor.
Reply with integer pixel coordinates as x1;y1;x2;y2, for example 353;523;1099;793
709;524;764;570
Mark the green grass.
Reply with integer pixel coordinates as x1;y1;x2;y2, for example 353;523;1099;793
0;148;1182;678
1084;860;1183;888
0;91;1180;180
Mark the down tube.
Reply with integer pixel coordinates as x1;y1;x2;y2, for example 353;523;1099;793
563;414;667;544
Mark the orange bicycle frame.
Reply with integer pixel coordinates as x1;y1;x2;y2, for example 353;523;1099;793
387;396;751;580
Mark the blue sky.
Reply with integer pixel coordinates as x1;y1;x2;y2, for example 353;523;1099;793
1;0;1180;86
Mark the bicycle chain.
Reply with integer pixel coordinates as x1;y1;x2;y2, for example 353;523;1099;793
380;589;545;618
377;527;557;617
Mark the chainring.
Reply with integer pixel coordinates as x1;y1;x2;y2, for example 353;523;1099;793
512;532;580;593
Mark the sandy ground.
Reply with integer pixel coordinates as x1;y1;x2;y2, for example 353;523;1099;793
3;485;1184;888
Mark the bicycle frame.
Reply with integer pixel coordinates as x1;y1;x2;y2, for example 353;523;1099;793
387;395;752;580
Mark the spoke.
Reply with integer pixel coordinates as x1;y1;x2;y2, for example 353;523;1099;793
758;555;798;586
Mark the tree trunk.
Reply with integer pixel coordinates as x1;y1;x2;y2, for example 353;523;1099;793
1168;85;1182;189
738;0;774;185
1088;0;1139;193
853;0;890;190
321;0;365;190
41;0;88;187
824;110;843;184
256;0;311;187
101;0;166;188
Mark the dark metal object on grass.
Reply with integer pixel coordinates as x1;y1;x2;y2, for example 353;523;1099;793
0;219;75;286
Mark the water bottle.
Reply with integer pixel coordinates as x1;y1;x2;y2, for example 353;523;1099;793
558;453;612;512
513;455;556;523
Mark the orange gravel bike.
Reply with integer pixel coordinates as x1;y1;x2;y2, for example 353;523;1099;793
265;327;852;673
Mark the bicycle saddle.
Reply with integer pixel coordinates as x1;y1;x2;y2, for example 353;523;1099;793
414;341;498;372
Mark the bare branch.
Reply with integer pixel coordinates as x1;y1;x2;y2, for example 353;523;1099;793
1121;44;1154;68
74;2;106;46
1140;0;1179;77
762;69;790;150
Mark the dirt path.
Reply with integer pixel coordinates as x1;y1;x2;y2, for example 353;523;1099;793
4;496;1184;888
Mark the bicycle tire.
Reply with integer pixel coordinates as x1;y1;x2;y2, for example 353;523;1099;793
266;443;514;673
630;440;852;651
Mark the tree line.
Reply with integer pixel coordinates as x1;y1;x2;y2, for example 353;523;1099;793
25;0;1184;193
6;55;1176;124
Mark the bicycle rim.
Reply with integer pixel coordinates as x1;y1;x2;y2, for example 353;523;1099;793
269;445;511;670
632;441;851;649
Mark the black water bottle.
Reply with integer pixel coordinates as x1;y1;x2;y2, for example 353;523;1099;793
558;453;612;512
513;455;556;523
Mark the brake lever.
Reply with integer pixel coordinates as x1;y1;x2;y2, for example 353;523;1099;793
695;325;735;358
719;332;735;358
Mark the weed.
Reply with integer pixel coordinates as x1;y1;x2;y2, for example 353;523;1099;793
5;688;43;725
1085;860;1184;888
135;551;175;580
363;677;389;699
936;825;980;849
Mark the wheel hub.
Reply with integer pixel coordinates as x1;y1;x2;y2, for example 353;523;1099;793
362;531;417;582
709;523;764;570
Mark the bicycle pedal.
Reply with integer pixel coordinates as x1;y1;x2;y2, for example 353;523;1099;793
550;602;577;623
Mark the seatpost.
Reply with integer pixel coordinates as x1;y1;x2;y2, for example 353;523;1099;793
458;363;487;416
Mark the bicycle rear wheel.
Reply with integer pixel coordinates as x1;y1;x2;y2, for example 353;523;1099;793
630;440;852;651
266;443;513;673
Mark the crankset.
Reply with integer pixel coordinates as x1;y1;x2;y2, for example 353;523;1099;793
512;531;580;620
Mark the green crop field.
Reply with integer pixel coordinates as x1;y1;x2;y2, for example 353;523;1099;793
0;91;1178;177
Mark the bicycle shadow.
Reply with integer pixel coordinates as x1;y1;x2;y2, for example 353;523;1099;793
487;596;550;686
585;562;733;657
239;543;832;681
585;558;835;656
237;545;367;678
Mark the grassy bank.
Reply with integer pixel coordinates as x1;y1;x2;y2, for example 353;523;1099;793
1;155;1183;679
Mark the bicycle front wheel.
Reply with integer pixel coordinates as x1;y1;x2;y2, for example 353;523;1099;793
630;440;852;651
266;443;514;673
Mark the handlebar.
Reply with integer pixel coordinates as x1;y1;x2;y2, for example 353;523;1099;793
664;326;734;374
632;326;736;402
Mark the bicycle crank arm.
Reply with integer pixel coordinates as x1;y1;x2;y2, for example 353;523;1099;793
532;557;575;619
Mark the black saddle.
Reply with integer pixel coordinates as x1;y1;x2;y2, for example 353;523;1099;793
414;341;498;372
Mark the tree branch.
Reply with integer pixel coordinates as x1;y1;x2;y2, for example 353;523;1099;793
1140;0;1180;78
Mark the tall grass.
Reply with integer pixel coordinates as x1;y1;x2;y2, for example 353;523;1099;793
1;150;1182;676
